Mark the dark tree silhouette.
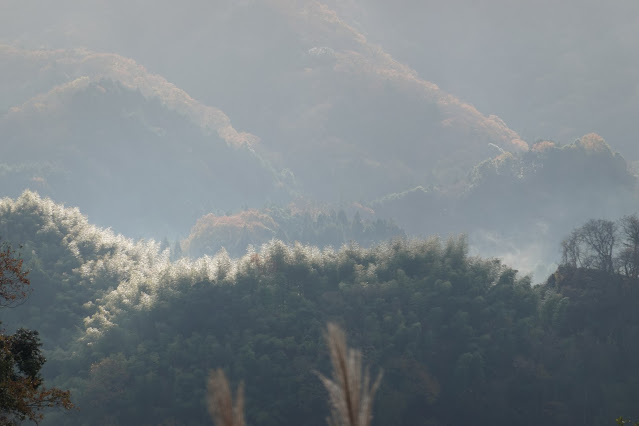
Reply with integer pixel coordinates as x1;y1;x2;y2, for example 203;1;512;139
0;242;73;424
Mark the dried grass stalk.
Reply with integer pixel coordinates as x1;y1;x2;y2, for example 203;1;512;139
317;323;383;426
207;369;245;426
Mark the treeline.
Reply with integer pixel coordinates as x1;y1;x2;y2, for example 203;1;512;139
561;215;639;277
183;206;405;258
2;192;639;425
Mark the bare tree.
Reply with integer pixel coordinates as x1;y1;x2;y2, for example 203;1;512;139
618;214;639;278
561;229;584;268
561;219;617;273
580;219;617;273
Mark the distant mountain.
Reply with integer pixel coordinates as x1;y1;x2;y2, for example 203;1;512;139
247;0;528;200
0;1;527;203
372;134;639;279
375;134;636;232
4;2;635;276
324;0;639;161
0;46;289;237
0;45;259;147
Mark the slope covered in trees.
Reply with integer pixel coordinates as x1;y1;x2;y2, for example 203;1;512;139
372;134;639;278
374;134;636;235
0;47;288;237
4;5;636;275
0;0;529;205
1;193;639;425
182;205;405;258
325;0;639;161
1;2;638;424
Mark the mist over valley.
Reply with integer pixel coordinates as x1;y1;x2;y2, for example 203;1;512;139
1;2;639;425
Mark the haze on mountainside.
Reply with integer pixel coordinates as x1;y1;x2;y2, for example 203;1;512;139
328;0;639;158
0;0;638;280
3;2;639;426
3;0;638;158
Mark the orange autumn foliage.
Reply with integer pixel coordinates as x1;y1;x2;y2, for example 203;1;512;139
576;133;612;154
532;141;556;152
0;244;30;308
183;210;278;257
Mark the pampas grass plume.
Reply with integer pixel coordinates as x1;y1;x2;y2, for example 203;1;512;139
207;369;245;426
317;323;383;426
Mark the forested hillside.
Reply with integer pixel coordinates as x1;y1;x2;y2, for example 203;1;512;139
372;134;639;278
182;205;404;258
1;193;638;425
1;8;637;278
327;1;639;160
2;1;639;424
0;46;288;237
0;0;529;207
374;134;636;235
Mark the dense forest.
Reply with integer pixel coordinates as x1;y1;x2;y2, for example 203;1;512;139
0;193;638;425
2;1;639;424
182;205;404;258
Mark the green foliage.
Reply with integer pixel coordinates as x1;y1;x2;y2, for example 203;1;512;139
2;192;639;425
0;241;73;424
207;369;245;426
